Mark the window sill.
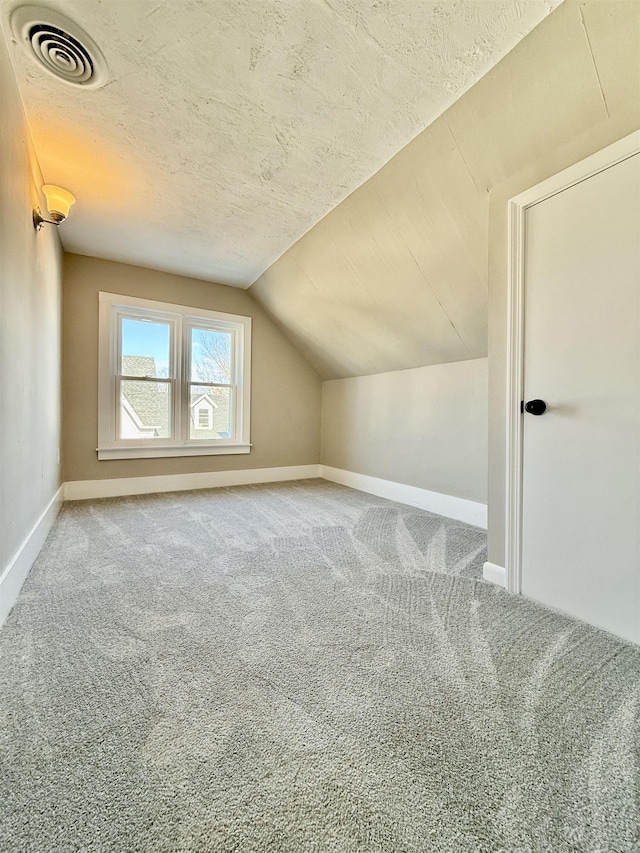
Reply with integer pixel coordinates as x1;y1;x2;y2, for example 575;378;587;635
97;444;251;460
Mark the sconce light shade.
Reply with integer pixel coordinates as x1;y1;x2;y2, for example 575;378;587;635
42;185;76;222
34;185;76;231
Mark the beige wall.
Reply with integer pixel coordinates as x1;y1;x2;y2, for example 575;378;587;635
0;32;63;575
251;2;638;386
62;254;321;482
322;359;487;504
250;0;639;551
251;104;487;380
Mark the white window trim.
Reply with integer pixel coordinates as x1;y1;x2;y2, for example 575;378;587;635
98;292;251;460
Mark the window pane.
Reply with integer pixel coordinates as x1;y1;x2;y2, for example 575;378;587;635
121;317;171;379
120;380;171;439
191;327;232;383
189;385;233;440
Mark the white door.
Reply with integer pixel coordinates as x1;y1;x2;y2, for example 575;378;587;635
521;150;640;644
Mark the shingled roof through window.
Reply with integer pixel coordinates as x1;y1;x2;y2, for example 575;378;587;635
121;356;169;435
120;357;230;438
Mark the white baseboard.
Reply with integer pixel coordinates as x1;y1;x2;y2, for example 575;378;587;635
0;485;64;627
1;468;487;627
63;464;322;501
483;561;507;588
320;466;487;528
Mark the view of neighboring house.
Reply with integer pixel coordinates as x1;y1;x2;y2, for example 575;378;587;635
190;392;232;440
121;356;230;440
120;356;169;439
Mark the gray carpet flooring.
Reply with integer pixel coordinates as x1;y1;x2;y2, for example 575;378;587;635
1;479;639;852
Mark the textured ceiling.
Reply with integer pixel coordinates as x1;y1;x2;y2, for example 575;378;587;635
251;0;639;378
1;0;560;287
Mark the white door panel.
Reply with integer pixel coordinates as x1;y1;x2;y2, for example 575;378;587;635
522;153;640;643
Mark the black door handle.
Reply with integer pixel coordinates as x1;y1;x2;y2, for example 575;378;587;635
524;399;547;416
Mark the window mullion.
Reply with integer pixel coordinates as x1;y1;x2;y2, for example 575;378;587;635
180;318;189;445
173;317;182;446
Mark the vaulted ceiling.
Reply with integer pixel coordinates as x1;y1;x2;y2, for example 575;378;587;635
251;0;639;378
1;0;560;287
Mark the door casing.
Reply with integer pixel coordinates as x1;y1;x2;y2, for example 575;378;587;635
504;129;640;595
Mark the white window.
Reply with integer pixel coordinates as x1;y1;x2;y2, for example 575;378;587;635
98;292;251;459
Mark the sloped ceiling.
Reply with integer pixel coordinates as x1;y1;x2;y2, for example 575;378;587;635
1;0;560;287
251;0;640;378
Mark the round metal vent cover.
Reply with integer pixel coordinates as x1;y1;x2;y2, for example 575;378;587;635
10;5;108;88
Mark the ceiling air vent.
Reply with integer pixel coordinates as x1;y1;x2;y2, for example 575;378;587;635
10;5;108;88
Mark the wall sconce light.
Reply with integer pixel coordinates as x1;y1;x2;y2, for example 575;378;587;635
33;185;76;231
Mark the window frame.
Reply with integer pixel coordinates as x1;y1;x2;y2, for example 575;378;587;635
98;292;251;460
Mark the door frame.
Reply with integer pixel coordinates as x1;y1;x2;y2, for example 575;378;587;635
504;130;640;594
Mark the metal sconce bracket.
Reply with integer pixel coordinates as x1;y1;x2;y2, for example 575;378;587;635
33;208;65;231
